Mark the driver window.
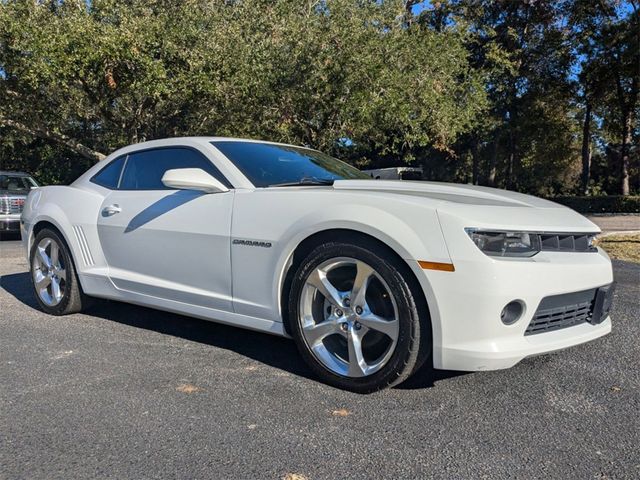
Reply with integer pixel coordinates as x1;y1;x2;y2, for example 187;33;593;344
119;147;231;190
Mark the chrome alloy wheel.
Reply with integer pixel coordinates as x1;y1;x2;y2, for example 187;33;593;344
32;237;67;307
299;257;400;378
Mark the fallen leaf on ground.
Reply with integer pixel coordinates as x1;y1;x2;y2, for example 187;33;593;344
331;409;350;417
176;383;201;394
283;473;309;480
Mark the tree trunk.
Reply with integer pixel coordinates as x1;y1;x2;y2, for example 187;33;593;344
471;139;479;185
506;150;514;190
487;139;498;187
620;112;631;196
612;49;637;196
506;103;517;190
0;117;106;162
506;120;515;190
581;101;592;195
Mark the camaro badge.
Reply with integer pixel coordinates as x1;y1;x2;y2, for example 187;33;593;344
232;239;273;248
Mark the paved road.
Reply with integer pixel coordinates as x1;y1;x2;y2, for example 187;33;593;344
587;215;640;233
1;239;639;479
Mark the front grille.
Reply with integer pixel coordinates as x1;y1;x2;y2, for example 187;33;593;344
0;196;25;214
525;288;598;335
539;233;596;252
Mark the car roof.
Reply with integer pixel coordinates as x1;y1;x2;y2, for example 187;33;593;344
0;171;31;176
106;136;308;161
161;136;308;148
98;136;314;170
167;136;301;147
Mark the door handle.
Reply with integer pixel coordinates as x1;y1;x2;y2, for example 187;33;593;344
102;204;122;216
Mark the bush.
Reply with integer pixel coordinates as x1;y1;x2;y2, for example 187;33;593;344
551;196;640;214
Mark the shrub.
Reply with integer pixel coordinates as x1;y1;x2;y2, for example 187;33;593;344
551;196;640;214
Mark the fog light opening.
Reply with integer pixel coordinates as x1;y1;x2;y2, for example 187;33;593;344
501;301;525;325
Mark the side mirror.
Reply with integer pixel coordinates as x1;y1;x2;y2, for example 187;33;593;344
161;168;229;194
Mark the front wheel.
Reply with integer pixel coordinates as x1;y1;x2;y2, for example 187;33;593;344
30;228;89;315
288;241;429;393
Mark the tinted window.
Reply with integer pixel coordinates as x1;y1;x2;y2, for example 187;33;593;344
119;147;231;190
211;141;369;187
400;170;423;180
90;156;126;189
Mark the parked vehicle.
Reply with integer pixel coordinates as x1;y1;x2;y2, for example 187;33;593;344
0;171;39;237
20;138;614;392
364;166;423;180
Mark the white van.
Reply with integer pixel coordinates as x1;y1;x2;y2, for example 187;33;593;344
363;166;423;180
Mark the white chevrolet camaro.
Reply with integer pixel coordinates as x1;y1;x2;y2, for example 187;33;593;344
20;137;615;392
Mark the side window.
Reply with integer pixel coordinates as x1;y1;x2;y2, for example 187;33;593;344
119;147;231;190
90;156;126;189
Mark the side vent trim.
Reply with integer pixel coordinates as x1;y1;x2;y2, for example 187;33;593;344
72;225;95;266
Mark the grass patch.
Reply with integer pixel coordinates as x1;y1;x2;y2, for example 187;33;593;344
596;233;640;263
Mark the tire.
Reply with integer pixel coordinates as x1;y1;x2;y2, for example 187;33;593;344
30;228;90;315
288;240;430;393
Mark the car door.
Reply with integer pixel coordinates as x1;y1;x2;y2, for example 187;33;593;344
96;146;234;311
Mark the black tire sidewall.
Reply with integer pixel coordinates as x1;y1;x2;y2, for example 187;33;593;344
289;242;422;393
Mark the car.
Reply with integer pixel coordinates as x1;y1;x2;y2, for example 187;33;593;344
363;166;424;180
20;137;615;392
1;171;39;237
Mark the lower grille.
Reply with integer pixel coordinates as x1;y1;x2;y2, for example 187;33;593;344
526;288;602;335
526;297;593;335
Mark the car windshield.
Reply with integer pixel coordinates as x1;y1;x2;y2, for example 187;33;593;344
211;141;370;187
0;174;38;193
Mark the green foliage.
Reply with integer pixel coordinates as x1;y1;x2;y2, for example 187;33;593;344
0;0;637;193
0;0;485;181
0;128;92;184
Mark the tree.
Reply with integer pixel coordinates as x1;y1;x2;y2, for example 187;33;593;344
1;0;637;195
415;0;581;195
0;0;486;182
568;0;639;195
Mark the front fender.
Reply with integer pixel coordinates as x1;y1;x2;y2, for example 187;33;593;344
22;186;106;276
272;203;448;304
230;189;451;326
271;207;450;348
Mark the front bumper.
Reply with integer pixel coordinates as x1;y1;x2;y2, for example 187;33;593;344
422;207;615;371
439;316;611;371
0;216;21;232
426;248;614;371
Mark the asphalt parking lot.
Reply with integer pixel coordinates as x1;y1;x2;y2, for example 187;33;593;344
1;237;639;479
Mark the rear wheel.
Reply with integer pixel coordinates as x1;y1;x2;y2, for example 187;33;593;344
289;241;429;393
30;228;89;315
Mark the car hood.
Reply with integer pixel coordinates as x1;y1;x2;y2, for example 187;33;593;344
333;180;598;232
334;180;559;208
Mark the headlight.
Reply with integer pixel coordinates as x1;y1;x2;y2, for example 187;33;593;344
465;229;541;257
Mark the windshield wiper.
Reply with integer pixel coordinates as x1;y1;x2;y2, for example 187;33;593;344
269;177;335;187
